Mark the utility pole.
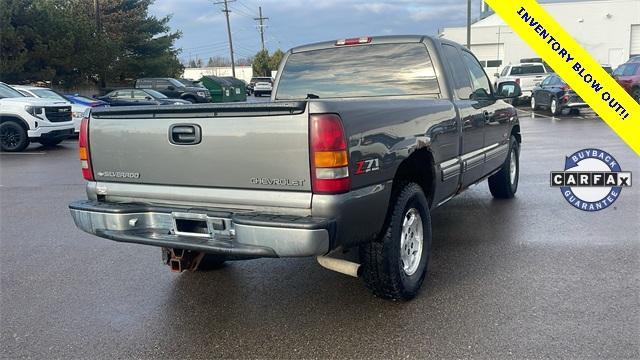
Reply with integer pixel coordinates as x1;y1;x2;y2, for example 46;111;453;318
466;0;472;49
254;6;269;52
215;0;236;77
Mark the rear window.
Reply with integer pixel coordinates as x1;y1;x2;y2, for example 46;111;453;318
613;63;639;76
510;65;546;75
275;43;440;100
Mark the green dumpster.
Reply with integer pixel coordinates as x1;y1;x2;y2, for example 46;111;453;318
220;77;247;102
199;76;234;103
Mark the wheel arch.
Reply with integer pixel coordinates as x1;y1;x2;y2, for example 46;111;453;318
391;148;436;207
0;114;30;132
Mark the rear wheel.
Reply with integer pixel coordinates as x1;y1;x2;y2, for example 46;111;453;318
531;95;540;111
360;182;432;301
488;136;519;199
183;97;196;103
0;121;29;152
550;97;561;116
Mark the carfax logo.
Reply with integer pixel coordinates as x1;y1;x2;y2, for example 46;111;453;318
550;149;632;211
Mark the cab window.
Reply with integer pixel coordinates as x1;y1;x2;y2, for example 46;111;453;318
461;50;492;99
441;44;473;100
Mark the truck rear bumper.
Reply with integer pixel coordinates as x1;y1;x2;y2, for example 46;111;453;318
69;200;332;258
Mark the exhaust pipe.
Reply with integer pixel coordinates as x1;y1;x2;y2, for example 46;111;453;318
317;255;361;278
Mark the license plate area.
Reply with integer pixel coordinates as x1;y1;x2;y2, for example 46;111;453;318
171;212;234;238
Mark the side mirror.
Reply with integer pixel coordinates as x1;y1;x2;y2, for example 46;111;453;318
167;86;175;91
496;81;522;99
145;96;152;100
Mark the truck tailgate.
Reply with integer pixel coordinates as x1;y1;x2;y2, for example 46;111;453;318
88;102;312;192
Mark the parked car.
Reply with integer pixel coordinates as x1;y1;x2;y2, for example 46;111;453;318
69;35;522;301
11;85;89;133
135;78;211;103
253;81;273;97
96;89;191;106
531;74;588;115
612;61;640;102
495;62;552;104
65;94;108;108
247;77;272;95
601;64;613;74
0;82;75;151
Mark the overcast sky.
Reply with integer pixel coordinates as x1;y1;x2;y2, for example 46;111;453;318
149;0;596;63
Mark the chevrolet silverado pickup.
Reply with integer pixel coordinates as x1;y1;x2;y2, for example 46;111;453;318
69;36;522;300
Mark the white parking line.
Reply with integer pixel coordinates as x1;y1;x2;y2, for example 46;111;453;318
0;152;46;155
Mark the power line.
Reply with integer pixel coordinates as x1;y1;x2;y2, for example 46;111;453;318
213;0;237;77
254;6;268;52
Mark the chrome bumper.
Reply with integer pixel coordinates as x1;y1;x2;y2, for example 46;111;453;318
69;201;331;258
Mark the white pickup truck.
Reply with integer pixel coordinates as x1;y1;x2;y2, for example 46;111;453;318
495;62;552;104
0;82;75;152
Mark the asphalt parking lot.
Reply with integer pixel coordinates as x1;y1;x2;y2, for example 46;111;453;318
1;104;638;359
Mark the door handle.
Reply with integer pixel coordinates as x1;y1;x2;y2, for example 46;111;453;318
169;124;201;145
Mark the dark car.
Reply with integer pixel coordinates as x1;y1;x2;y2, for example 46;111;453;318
246;77;273;95
531;74;588;115
64;94;108;108
612;61;640;102
96;89;191;107
135;78;211;103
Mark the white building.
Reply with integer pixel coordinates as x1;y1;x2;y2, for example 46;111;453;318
440;0;640;78
183;65;253;83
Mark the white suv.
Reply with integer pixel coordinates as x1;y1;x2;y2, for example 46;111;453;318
0;82;76;152
11;85;89;133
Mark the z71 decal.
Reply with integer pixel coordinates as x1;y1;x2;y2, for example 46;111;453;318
355;158;380;175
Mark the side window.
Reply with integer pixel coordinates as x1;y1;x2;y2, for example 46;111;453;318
461;51;492;99
500;66;510;77
155;79;171;89
132;90;148;100
442;44;473;99
541;76;552;86
137;80;153;89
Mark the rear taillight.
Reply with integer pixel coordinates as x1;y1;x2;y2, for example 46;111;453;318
310;114;350;194
560;84;570;91
78;117;93;180
515;78;520;85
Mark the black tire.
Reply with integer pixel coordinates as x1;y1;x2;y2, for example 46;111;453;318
39;137;65;147
531;94;540;111
183;97;196;103
632;88;640;103
488;136;519;199
550;96;561;116
360;182;432;301
0;121;29;152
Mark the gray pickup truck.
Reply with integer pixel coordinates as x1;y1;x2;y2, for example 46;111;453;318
69;35;522;300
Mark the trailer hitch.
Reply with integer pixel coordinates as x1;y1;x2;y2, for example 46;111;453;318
162;247;205;272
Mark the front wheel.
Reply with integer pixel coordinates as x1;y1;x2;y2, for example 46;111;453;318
0;121;29;152
632;88;640;103
488;136;519;199
360;182;432;301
